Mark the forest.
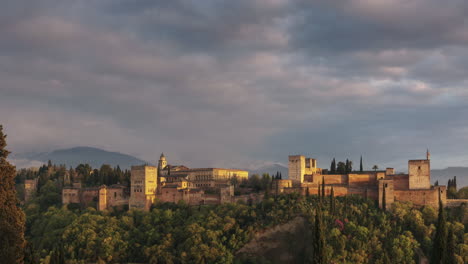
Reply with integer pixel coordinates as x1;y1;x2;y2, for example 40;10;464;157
20;169;468;263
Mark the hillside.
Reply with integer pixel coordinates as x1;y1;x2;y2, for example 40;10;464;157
11;146;149;169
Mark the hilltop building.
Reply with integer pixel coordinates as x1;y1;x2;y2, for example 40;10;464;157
281;151;446;209
62;153;248;211
62;183;129;210
154;154;247;209
61;150;451;211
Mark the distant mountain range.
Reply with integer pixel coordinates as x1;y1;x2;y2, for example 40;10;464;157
247;163;289;178
10;146;149;169
431;167;468;188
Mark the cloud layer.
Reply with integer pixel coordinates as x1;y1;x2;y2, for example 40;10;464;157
1;0;468;170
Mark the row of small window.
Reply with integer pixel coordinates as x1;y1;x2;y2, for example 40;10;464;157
133;188;143;192
195;176;212;180
63;193;76;196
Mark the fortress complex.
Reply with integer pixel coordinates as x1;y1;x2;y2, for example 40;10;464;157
63;153;249;211
282;150;446;208
128;153;248;210
61;151;450;211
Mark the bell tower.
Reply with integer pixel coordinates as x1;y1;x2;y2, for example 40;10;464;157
158;153;167;171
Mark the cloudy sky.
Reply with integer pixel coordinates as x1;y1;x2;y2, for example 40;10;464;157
1;0;468;170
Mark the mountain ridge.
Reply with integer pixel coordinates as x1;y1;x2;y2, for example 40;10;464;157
11;146;149;169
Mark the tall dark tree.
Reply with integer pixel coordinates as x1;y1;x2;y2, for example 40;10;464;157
445;226;456;264
360;156;363;172
336;161;346;174
0;125;26;263
321;176;325;198
330;158;336;174
382;185;386;211
318;184;321;203
431;199;447;264
330;187;335;214
312;207;326;264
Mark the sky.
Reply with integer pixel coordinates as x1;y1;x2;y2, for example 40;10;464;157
1;0;468;171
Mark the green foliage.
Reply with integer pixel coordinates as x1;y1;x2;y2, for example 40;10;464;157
0;125;26;263
456;186;468;199
431;201;448;264
446;226;457;264
337;162;346;174
243;174;272;193
21;189;468;263
312;207;326;264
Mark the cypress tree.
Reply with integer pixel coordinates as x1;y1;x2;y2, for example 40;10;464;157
0;125;26;263
332;187;336;213
275;179;279;197
445;226;456;264
321;176;325;198
382;185;386;211
318;184;321;203
431;199;447;264
345;159;350;173
312;206;326;264
330;187;335;214
330;158;336;174
360;156;363;172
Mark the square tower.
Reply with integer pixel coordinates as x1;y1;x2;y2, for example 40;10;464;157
129;165;158;211
289;155;306;184
408;159;430;189
378;179;394;210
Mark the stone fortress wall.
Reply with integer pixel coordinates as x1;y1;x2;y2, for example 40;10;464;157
281;151;446;209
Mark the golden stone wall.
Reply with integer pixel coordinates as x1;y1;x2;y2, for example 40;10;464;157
129;165;157;211
408;159;431;189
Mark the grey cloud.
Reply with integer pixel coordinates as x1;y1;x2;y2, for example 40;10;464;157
1;0;468;170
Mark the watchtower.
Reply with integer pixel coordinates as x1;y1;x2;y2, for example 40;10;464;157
408;151;431;190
